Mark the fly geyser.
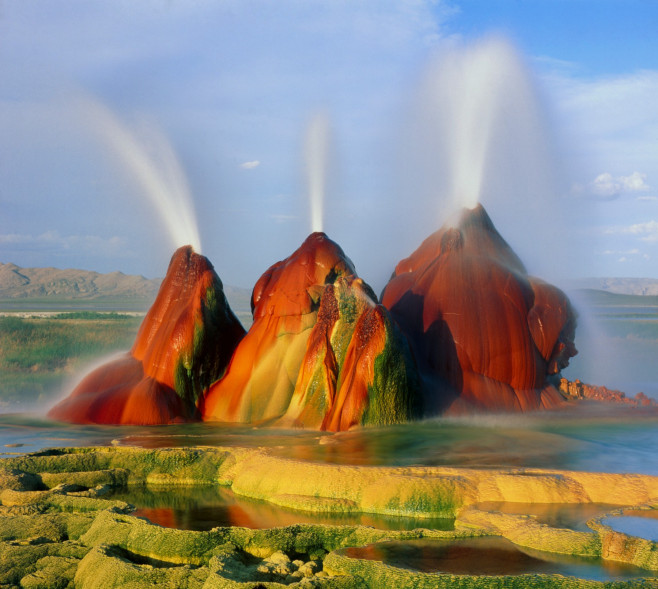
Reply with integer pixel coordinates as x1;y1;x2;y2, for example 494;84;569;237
202;232;419;430
381;204;577;415
49;233;420;430
49;205;577;424
48;246;246;424
48;210;577;428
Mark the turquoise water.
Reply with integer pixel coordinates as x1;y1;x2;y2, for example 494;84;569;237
603;511;658;542
1;405;657;475
342;537;657;580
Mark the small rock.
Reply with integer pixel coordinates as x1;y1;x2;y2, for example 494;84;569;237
298;561;319;577
266;550;291;565
274;563;293;576
256;563;273;575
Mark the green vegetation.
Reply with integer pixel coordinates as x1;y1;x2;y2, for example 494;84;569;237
52;311;136;320
575;288;658;307
0;296;154;312
3;446;658;587
363;315;421;427
0;313;142;410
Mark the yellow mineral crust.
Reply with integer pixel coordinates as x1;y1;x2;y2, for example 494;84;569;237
2;445;658;588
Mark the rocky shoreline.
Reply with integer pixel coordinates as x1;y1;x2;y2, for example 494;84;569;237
559;378;657;408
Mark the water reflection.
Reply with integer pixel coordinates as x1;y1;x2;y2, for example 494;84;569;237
2;407;658;476
343;537;657;580
109;485;455;532
602;511;658;542
475;502;620;532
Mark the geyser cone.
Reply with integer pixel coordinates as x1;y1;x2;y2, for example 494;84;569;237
48;246;246;425
381;204;577;414
202;232;419;430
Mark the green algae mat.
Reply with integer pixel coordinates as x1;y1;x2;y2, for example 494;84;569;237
1;445;658;588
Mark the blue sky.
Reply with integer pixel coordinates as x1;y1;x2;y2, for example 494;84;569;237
1;1;657;291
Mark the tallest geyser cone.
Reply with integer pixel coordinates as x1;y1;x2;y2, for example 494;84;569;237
381;204;577;414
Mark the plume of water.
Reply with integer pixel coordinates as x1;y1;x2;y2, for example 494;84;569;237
304;112;330;234
77;95;202;253
405;37;561;227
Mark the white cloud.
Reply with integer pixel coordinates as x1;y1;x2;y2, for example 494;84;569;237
270;214;297;223
572;171;650;200
0;231;127;252
545;69;658;195
606;220;658;243
602;248;640;255
628;220;658;242
240;160;260;170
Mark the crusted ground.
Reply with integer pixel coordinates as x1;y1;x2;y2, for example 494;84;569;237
0;445;657;588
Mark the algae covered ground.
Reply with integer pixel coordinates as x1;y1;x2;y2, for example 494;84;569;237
1;445;658;588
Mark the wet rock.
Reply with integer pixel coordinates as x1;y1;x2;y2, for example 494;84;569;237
48;246;245;425
204;233;419;431
382;204;577;415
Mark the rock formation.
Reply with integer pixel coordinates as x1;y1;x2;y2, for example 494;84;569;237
48;246;245;425
381;204;577;414
280;276;419;430
202;232;419;430
559;378;657;407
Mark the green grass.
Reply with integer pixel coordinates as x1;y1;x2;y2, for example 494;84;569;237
0;296;154;312
575;288;658;307
0;313;142;410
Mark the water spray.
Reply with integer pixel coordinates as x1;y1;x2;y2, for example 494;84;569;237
305;112;330;234
408;36;561;243
78;95;203;253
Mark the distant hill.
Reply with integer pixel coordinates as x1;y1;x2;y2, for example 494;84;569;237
0;262;162;300
568;277;658;296
573;288;658;307
0;261;253;322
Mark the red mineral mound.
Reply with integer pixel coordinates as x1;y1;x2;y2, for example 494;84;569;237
48;246;245;425
202;232;356;424
202;233;419;429
280;276;419;431
381;204;577;414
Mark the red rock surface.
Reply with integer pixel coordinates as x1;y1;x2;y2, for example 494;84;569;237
202;233;419;429
48;246;245;425
559;378;657;407
202;232;357;424
381;204;577;414
281;277;419;431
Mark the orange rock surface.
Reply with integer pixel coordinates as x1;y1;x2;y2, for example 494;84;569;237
202;233;419;429
202;232;357;424
48;246;245;425
281;277;419;431
381;204;577;414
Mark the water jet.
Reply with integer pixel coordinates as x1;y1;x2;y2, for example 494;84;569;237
79;96;203;253
304;112;330;234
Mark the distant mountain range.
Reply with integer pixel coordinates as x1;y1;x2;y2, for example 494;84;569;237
0;262;162;300
2;261;657;307
0;261;252;320
566;277;658;296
